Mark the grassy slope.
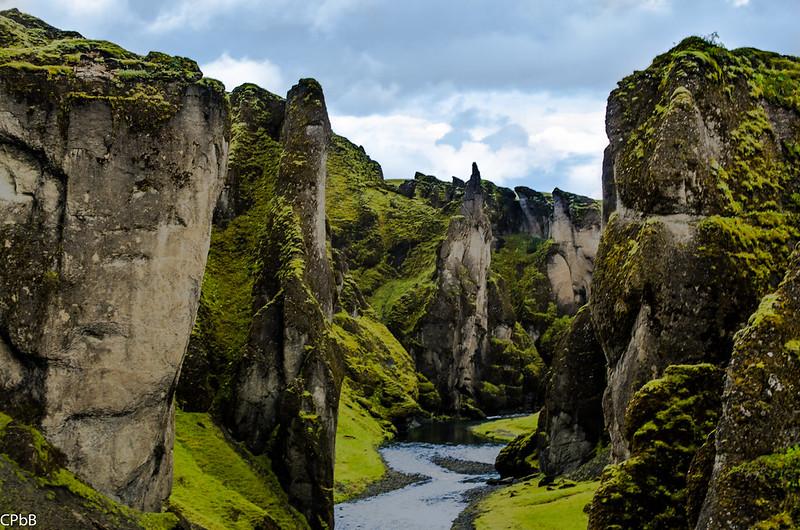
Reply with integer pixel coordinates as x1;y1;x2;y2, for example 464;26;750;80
470;413;539;442
475;479;599;530
333;381;390;503
330;312;421;502
326;134;449;323
170;411;308;530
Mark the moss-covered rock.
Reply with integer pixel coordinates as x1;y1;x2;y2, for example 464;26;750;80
697;253;800;529
537;306;607;477
0;411;179;530
594;36;800;461
587;364;723;530
0;8;228;512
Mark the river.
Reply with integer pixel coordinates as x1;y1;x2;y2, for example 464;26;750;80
334;419;505;530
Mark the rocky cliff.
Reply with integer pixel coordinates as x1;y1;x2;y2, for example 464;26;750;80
583;37;800;528
536;306;606;477
226;78;340;530
0;8;228;511
410;163;493;413
339;167;599;417
180;79;341;529
546;190;602;313
697;252;800;529
592;37;800;463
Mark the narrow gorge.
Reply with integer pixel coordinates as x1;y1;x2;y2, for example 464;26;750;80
0;8;799;530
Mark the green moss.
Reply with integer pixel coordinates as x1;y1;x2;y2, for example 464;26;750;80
0;10;222;135
695;213;798;295
333;381;391;503
325;134;449;324
330;312;421;424
169;411;308;530
179;89;283;410
470;413;539;442
491;235;554;327
611;36;800;215
495;429;542;478
474;478;599;530
723;446;800;528
588;364;723;530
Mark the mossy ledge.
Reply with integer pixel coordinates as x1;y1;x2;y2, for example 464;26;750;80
0;8;227;135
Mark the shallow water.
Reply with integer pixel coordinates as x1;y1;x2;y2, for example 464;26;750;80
334;420;503;530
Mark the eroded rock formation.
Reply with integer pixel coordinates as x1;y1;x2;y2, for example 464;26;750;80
590;37;800;462
546;189;602;313
584;36;800;529
537;306;606;477
697;252;800;529
412;163;493;414
213;79;342;529
0;9;228;510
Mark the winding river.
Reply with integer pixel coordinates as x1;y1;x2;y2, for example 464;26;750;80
334;420;504;530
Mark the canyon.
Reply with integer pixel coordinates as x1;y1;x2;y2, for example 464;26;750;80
1;9;799;530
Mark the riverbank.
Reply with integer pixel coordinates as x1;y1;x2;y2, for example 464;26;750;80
468;412;539;442
471;477;599;529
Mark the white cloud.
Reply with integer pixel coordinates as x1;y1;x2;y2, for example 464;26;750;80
729;0;750;6
330;90;607;197
200;53;284;93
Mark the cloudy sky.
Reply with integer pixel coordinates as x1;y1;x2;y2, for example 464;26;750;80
7;0;798;197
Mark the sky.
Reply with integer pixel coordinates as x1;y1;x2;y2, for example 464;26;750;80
5;0;798;197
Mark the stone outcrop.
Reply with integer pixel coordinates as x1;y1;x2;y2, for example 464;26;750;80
546;189;602;313
587;364;723;529
590;37;800;462
0;9;228;511
581;36;800;530
697;252;800;529
411;163;492;414
219;79;342;529
498;185;602;314
537;306;606;477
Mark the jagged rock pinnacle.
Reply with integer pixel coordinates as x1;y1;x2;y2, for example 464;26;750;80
465;162;483;204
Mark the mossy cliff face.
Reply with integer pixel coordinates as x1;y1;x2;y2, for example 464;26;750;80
0;10;228;511
329;149;599;416
696;252;800;529
588;364;723;530
219;79;341;530
536;305;607;477
592;37;800;462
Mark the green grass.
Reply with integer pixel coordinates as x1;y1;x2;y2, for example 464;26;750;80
334;381;391;503
474;478;599;530
169;411;308;530
470;413;539;442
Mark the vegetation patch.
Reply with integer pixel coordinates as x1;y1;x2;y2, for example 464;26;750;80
588;364;723;530
474;477;599;530
0;411;178;530
170;411;308;530
334;381;392;503
470;412;539;442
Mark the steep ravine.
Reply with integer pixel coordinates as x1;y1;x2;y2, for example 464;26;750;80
6;9;799;530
